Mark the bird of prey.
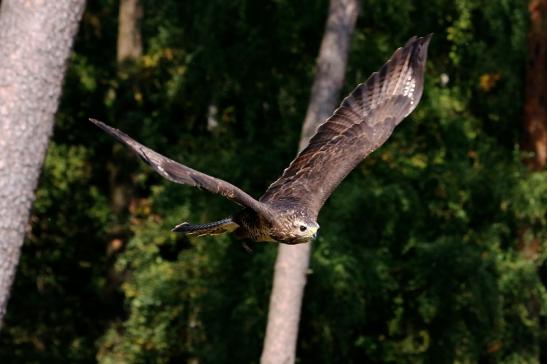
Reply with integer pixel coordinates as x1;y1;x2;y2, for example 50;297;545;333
90;34;431;245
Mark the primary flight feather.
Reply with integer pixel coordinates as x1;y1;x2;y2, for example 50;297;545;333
90;34;431;245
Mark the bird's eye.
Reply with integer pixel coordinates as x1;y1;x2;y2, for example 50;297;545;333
299;225;307;232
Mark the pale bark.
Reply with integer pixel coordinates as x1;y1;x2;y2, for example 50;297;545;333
523;0;547;170
260;0;359;363
0;0;86;327
117;0;143;63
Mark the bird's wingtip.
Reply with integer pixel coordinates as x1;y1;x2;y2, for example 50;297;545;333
422;33;433;45
405;33;433;48
89;117;103;126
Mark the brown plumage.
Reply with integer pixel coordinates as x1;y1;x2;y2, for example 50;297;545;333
90;34;431;245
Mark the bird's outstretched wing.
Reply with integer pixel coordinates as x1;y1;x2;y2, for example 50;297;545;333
89;118;274;220
260;34;432;216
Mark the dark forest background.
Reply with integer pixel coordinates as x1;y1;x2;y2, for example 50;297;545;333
1;0;547;362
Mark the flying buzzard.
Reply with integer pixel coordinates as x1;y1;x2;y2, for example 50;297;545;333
90;34;431;245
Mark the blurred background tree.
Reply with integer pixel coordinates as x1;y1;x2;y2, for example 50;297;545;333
0;0;546;363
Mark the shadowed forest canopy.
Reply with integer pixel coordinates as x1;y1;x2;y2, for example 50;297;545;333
0;0;546;363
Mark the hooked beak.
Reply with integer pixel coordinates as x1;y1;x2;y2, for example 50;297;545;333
310;226;319;240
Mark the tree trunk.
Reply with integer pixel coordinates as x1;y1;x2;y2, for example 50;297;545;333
0;0;86;327
523;0;547;170
521;2;547;360
109;0;143;215
117;0;143;63
260;1;359;363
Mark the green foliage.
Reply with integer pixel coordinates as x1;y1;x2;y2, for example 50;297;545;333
1;0;546;363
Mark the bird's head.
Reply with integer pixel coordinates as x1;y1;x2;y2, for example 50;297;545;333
286;218;319;244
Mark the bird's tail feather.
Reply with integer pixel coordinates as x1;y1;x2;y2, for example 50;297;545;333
172;217;238;237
